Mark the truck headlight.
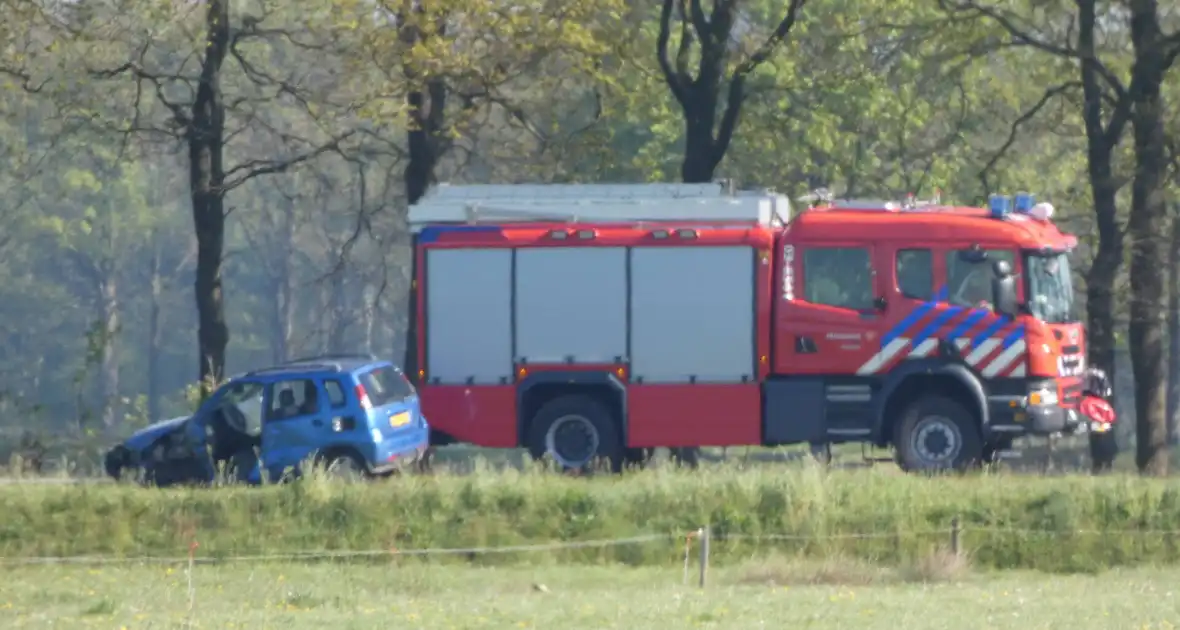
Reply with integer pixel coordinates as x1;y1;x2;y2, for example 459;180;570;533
1027;382;1058;406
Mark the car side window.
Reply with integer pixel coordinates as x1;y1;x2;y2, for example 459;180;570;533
803;247;874;310
896;249;934;300
267;379;321;422
945;249;1015;308
217;381;264;436
323;379;348;409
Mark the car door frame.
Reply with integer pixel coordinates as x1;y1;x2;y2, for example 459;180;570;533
259;377;330;480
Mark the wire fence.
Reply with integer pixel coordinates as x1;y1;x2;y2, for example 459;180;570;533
7;521;1180;577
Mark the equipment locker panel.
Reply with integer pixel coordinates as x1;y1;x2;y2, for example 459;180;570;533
425;248;513;384
630;246;755;383
515;247;627;364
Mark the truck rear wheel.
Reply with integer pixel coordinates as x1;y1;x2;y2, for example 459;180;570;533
893;396;982;472
527;395;623;473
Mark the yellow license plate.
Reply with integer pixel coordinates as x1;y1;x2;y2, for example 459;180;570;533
390;412;410;428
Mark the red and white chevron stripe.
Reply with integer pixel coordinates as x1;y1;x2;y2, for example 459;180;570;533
856;337;1027;377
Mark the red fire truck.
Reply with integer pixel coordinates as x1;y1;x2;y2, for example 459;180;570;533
404;183;1085;473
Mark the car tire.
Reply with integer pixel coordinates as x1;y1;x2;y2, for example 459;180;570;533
104;446;128;481
893;396;983;473
320;450;370;482
526;395;623;474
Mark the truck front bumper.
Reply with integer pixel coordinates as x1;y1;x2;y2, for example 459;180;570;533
1022;404;1075;435
987;402;1079;437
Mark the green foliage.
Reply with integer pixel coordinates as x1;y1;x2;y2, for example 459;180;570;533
2;468;1180;572
0;0;1174;436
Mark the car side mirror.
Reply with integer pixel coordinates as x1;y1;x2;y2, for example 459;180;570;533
991;260;1018;317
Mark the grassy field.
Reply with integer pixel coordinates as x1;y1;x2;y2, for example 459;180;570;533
3;559;1180;629
6;464;1180;572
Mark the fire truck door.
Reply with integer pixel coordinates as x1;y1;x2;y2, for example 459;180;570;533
776;243;887;377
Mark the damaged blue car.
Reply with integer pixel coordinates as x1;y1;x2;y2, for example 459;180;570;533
104;355;430;486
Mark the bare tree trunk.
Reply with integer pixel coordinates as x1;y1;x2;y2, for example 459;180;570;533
190;0;231;395
148;245;162;423
1126;1;1172;475
327;268;348;353
318;281;332;354
362;284;376;355
1168;212;1180;445
96;275;119;428
268;198;295;363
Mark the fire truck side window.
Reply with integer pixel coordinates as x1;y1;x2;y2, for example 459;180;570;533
896;249;933;300
945;249;1016;308
803;247;874;310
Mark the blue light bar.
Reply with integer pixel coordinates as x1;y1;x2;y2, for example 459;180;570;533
1013;192;1036;213
988;194;1012;219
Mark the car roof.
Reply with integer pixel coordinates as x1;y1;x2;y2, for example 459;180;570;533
238;354;397;380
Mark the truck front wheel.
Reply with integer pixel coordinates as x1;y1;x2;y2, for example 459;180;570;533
527;395;623;474
893;396;983;473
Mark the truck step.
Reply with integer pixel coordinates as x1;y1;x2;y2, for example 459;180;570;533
860;444;894;464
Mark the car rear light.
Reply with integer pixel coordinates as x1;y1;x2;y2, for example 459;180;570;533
355;383;372;410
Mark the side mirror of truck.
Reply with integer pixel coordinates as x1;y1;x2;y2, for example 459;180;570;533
991;260;1018;317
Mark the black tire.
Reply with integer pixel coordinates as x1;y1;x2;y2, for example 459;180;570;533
623;447;653;471
893;396;983;473
982;437;1014;466
526;395;623;473
669;447;701;469
104;446;128;480
416;446;437;474
318;450;370;482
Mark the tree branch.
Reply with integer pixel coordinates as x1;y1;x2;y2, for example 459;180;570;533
713;0;807;163
939;0;1127;100
657;0;689;108
221;130;357;192
733;0;807;78
977;81;1081;195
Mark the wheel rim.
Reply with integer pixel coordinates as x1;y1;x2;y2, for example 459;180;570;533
910;416;962;467
544;414;600;469
327;456;363;481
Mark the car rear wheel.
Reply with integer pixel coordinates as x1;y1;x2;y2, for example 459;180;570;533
527;395;623;474
322;451;369;482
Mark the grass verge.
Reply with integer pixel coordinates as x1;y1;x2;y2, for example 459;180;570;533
3;561;1179;629
3;464;1180;572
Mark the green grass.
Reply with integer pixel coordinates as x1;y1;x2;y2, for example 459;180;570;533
5;464;1180;572
3;560;1180;629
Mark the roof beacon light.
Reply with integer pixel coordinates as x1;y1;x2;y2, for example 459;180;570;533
1013;192;1036;213
1028;202;1055;221
988;194;1012;219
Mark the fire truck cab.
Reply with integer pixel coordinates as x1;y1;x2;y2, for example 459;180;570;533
405;183;1084;473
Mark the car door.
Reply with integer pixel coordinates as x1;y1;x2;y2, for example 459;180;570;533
260;377;329;480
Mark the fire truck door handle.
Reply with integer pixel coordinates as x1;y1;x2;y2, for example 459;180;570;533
873;296;887;310
795;336;817;354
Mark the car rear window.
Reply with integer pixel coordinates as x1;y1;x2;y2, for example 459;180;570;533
360;366;415;406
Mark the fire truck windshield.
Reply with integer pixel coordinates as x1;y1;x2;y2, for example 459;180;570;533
1025;251;1077;323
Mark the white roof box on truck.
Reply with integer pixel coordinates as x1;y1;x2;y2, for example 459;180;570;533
407;182;792;231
